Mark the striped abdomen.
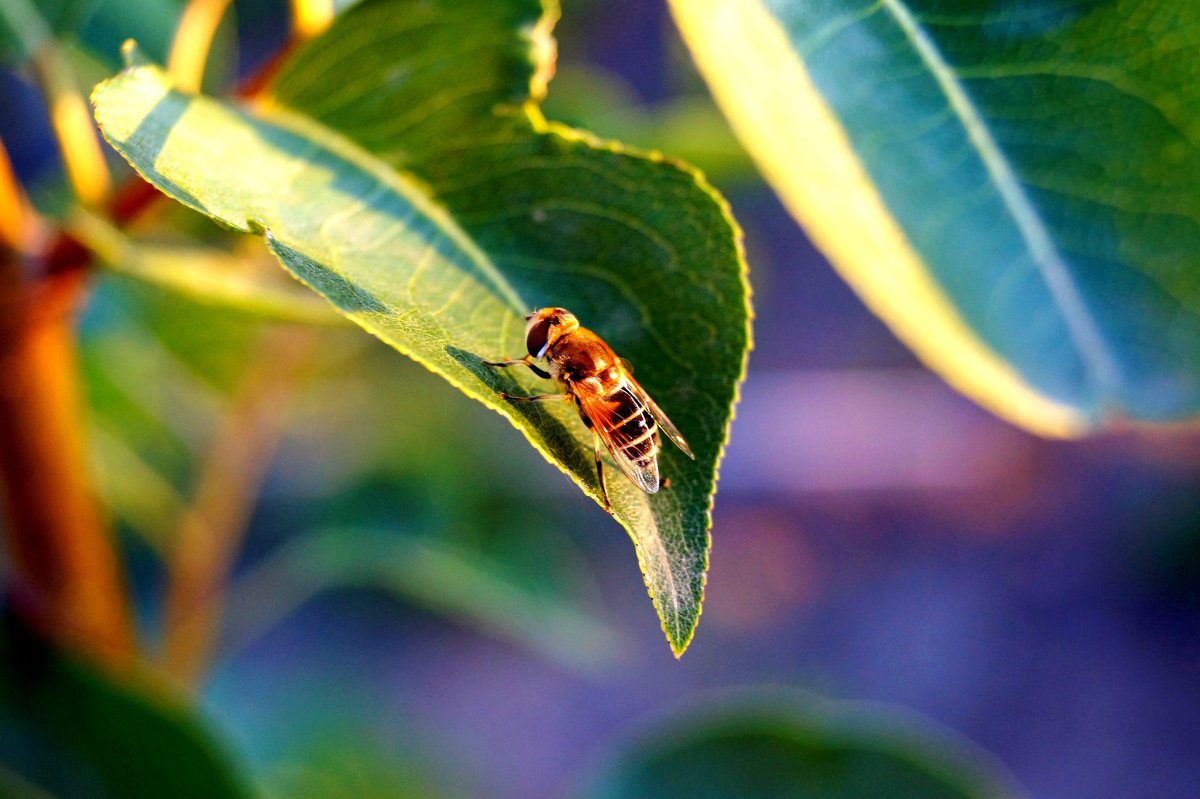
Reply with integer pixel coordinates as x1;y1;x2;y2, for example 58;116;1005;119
609;386;657;464
588;382;660;493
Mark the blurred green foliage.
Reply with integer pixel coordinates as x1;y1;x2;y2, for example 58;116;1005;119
0;615;249;799
578;690;1022;799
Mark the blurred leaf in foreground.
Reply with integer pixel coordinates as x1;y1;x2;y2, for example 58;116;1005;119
91;0;750;655
671;0;1200;437
578;689;1024;799
0;613;249;799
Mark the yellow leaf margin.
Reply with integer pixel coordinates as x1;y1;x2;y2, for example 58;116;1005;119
669;0;1086;438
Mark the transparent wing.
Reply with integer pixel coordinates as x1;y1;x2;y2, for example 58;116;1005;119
575;381;661;493
624;373;694;459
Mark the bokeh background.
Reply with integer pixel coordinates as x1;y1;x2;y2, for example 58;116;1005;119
2;0;1199;796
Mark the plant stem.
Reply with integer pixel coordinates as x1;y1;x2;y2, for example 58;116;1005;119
0;139;43;254
161;326;317;685
0;267;135;667
167;0;234;93
0;0;323;672
28;44;111;208
40;11;301;281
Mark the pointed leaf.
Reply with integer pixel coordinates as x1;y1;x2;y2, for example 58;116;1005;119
91;0;750;654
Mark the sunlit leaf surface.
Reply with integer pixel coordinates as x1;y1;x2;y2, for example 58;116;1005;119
91;0;750;654
672;0;1200;436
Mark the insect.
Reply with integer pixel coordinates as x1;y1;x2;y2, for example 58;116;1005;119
484;307;694;511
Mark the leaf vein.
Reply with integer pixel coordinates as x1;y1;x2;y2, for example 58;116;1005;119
879;0;1123;403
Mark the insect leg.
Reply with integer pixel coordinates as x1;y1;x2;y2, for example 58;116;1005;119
483;355;551;379
593;430;612;512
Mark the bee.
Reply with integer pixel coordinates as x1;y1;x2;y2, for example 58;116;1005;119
484;307;694;511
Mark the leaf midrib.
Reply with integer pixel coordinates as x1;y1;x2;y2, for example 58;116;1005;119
259;102;531;316
878;0;1122;408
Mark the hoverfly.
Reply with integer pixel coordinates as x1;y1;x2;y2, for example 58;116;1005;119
484;307;694;511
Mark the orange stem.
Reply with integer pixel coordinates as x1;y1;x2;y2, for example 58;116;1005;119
289;0;335;41
0;138;41;253
0;268;135;667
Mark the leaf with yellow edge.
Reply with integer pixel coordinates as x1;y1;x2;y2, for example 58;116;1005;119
671;0;1200;436
91;0;750;655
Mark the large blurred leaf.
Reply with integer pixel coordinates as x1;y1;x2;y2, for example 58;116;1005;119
671;0;1200;436
91;0;750;654
578;690;1024;799
0;614;249;799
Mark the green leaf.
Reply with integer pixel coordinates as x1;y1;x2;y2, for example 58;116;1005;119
0;614;250;799
577;690;1024;799
671;0;1200;436
90;0;750;655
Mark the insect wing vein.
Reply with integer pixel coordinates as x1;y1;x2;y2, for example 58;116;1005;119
576;381;660;493
625;373;694;459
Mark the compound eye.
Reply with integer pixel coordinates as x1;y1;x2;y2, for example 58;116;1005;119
525;317;553;358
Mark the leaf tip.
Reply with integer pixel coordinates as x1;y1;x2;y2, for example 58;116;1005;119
667;624;696;659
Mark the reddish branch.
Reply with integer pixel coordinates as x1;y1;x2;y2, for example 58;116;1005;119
0;266;135;666
45;36;300;281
